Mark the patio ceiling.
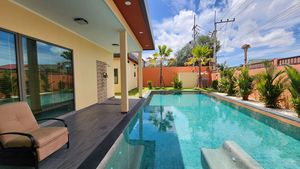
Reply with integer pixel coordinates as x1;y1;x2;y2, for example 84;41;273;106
113;0;155;50
11;0;152;53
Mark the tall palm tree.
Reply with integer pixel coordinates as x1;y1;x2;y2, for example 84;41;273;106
153;45;173;87
185;45;212;88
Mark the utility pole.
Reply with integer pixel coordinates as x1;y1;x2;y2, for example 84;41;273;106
213;11;235;70
192;15;199;48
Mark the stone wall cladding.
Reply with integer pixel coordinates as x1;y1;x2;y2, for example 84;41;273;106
97;61;107;103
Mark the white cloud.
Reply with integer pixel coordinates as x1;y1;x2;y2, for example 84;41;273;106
151;0;300;66
153;10;195;51
49;46;66;55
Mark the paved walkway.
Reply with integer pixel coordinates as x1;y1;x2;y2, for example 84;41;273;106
211;92;299;121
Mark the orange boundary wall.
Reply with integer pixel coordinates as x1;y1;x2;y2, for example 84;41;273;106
143;66;211;87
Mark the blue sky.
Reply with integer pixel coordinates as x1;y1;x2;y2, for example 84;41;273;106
144;0;300;66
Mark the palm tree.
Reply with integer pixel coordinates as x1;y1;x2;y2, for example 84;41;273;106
153;45;173;87
285;65;300;117
148;106;174;132
185;45;212;88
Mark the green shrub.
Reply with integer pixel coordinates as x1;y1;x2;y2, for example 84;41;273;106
211;80;218;90
147;80;153;89
172;78;182;89
219;68;236;96
285;65;300;117
256;62;285;108
218;77;228;93
237;67;253;100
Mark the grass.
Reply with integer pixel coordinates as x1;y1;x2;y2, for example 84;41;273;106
115;87;216;97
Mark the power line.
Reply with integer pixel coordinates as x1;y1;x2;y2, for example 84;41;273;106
235;2;300;42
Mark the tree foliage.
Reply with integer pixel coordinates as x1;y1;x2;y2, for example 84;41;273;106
175;35;220;66
148;45;173;87
185;45;212;88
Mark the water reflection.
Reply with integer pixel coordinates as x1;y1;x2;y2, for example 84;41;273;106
148;106;174;132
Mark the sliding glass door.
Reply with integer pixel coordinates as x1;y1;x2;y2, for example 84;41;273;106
0;28;74;119
22;37;74;118
0;30;19;104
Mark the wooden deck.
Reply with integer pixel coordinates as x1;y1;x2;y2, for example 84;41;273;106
1;98;142;169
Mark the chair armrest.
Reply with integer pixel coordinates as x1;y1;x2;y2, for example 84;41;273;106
37;118;67;127
0;132;36;149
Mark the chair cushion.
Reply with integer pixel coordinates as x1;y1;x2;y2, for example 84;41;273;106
4;127;68;148
0;102;39;145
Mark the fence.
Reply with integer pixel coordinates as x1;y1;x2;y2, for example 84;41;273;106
143;66;212;87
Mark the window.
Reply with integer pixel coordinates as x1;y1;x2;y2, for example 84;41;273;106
114;68;118;84
134;72;136;77
0;28;75;119
0;30;19;104
22;36;74;119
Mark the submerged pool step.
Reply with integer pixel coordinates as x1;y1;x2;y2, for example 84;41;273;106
201;141;263;169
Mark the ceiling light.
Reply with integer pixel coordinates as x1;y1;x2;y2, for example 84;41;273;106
125;0;131;6
139;32;143;34
112;43;119;46
74;18;88;25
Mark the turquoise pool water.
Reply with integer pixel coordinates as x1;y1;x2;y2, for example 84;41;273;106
105;93;300;169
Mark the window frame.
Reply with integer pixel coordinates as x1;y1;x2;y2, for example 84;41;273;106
0;27;76;109
0;28;21;102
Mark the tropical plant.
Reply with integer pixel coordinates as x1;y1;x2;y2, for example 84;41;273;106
153;45;173;87
172;77;182;89
256;62;285;108
237;67;253;100
147;80;153;89
285;65;300;117
218;66;236;95
148;106;174;132
185;45;212;88
211;80;218;90
225;68;236;96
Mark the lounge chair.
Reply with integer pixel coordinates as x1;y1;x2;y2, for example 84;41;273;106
0;102;69;169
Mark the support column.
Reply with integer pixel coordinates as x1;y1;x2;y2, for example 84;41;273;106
138;51;143;98
120;31;128;113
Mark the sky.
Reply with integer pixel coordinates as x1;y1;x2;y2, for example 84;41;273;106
143;0;300;67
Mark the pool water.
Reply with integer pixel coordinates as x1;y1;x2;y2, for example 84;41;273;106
105;93;300;169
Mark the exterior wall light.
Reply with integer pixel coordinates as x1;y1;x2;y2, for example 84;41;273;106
103;72;108;78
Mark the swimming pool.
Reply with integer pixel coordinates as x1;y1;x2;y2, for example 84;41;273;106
104;92;300;169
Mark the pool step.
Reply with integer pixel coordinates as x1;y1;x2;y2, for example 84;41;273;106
201;141;263;169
